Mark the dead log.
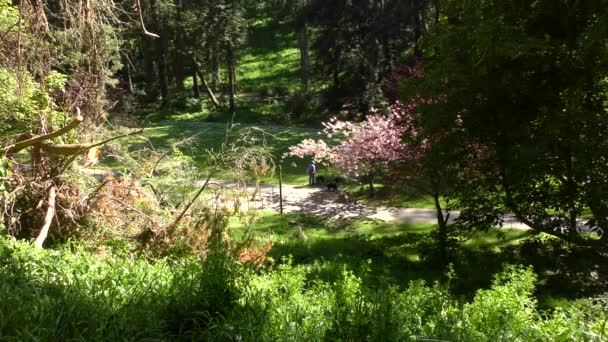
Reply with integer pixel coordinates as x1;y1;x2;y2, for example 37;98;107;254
34;185;56;248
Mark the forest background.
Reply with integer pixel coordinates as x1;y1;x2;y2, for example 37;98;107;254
1;0;608;340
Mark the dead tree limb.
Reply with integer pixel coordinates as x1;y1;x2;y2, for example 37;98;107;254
167;169;216;232
195;63;221;109
85;178;115;206
135;0;159;38
41;129;144;156
3;113;83;155
34;185;56;248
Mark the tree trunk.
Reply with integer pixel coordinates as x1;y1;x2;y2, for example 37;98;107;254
227;42;237;113
433;192;448;265
333;68;339;88
434;0;440;24
126;60;134;94
150;0;168;99
157;33;169;99
413;8;422;56
173;0;185;91
564;146;579;238
382;34;393;76
297;23;310;91
192;58;200;98
211;46;221;91
142;36;158;101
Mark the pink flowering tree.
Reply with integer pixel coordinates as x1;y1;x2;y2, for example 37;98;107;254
286;101;424;193
287;58;494;264
287;91;490;264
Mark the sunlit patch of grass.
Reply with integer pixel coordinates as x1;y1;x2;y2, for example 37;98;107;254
101;120;320;185
463;229;530;249
230;212;534;289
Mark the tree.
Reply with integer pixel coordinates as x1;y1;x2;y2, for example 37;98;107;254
305;0;433;112
223;0;247;113
287;101;420;194
287;96;475;264
410;0;608;246
272;0;311;91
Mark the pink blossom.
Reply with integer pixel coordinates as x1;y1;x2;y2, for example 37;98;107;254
284;139;331;165
286;101;423;177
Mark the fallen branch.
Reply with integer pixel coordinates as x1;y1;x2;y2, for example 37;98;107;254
110;197;155;222
150;149;172;176
195;63;221;109
4;113;83;155
42;129;144;156
135;0;159;38
85;178;116;206
167;169;216;232
34;185;56;248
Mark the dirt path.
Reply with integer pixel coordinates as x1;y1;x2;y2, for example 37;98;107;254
208;180;529;229
82;169;527;228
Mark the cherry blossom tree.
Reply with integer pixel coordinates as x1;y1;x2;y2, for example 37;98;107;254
286;101;423;193
287;90;489;264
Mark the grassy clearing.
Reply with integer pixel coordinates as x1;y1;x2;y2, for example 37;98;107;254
341;183;441;209
134;4;327;126
103;120;321;185
239;30;300;94
239;5;327;95
230;212;532;291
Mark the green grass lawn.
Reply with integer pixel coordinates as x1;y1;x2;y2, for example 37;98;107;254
230;211;532;293
103;118;449;207
239;6;328;95
229;211;605;305
103;120;321;185
341;183;444;209
111;10;332;185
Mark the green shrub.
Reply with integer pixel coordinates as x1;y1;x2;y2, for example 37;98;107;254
0;236;606;341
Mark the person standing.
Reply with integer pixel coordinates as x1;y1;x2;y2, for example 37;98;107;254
307;161;316;186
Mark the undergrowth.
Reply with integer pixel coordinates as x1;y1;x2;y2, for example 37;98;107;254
0;235;606;341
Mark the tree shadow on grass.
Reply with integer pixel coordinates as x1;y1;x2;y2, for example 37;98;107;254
267;226;608;303
268;232;442;289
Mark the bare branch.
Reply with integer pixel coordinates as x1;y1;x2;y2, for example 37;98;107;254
3;113;83;155
135;0;159;38
167;169;217;232
40;129;144;156
34;185;56;248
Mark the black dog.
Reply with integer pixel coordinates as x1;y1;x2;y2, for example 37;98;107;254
327;182;338;192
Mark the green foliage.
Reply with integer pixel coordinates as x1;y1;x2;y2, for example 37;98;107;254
410;0;608;242
463;266;538;340
0;0;18;29
0;69;40;134
307;0;429;111
1;235;606;341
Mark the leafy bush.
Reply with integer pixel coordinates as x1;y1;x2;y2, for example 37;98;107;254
0;236;606;341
